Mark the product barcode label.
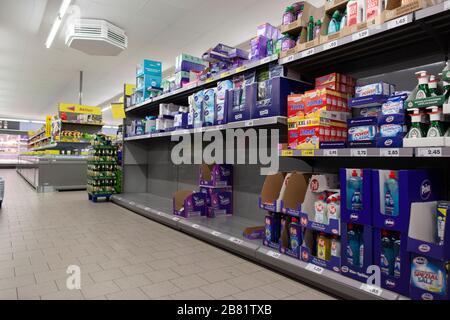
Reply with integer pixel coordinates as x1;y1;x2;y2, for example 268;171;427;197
387;15;408;29
306;263;324;275
323;149;338;157
418;147;442;157
229;237;244;245
266;251;281;259
323;40;338;51
302;48;315;57
172;217;180;222
351;149;368;157
245;120;254;127
380;148;400;157
360;284;383;296
192;224;200;229
352;29;369;41
212;231;222;237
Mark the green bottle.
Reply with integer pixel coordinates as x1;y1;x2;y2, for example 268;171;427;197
415;71;431;99
407;108;427;138
426;107;444;138
307;16;315;42
428;75;439;97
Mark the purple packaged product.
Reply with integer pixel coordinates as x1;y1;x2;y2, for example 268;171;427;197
173;192;206;218
372;169;439;233
409;254;449;300
199;164;233;187
281;37;296;52
199;186;232;206
207;190;233;218
373;229;410;296
300;244;341;272
264;214;282;250
250;36;268;61
243;228;265;240
298;212;341;236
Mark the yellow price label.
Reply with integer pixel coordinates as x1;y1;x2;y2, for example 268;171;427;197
205;78;214;84
282;150;294;157
220;71;231;79
301;150;315;157
236;66;247;73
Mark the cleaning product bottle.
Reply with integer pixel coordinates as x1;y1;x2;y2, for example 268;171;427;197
307;16;315;41
358;225;364;268
280;216;290;248
347;224;360;266
347;1;359;26
327;10;341;35
327;194;341;221
340;10;347;30
426;106;444;137
347;170;363;211
407;109;427;138
393;234;401;278
283;6;295;25
314;20;322;40
384;171;399;217
289;218;301;251
331;235;341;257
428;75;440;96
381;230;395;276
366;0;385;21
317;233;331;261
415;71;431;99
436;202;448;246
314;194;328;224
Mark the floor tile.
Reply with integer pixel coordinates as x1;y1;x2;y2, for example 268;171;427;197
200;281;242;299
114;274;152;290
107;288;149;300
170;274;208;290
141;281;181;299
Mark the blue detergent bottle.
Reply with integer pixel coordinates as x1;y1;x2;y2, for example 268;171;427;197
384;171;399;216
380;230;395;276
358;225;364;268
393;235;401;278
346;224;360;266
347;170;363;211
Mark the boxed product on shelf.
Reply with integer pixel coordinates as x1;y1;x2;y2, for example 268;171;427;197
199;164;233;187
250;36;269;61
410;253;449;300
243;226;265;240
340;168;373;225
264;212;282;250
288;117;300;149
193;91;204;128
175;53;208;73
280;2;324;36
174;112;189;130
215;80;233;125
173;190;207;218
355;82;395;98
382;0;431;23
155;116;175;132
174;71;190;89
340;222;374;282
347;117;379;147
278;171;313;217
372;169;440;232
259;172;287;212
373;228;411;296
301;229;342;272
279;215;303;258
203;88;216;127
303;88;351;114
199;186;233;218
288;94;307;118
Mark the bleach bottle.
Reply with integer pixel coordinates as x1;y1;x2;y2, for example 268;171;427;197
347;170;363;211
384;171;399;216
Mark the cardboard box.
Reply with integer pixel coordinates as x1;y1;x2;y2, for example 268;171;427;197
303;88;350;114
199;164;233;187
173;190;206;218
280;2;324;35
279;172;313;217
301;230;342;272
315;73;356;86
288;117;300;150
383;0;425;22
288;94;307;118
259;172;287;212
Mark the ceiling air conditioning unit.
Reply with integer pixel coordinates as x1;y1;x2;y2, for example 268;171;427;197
65;19;127;56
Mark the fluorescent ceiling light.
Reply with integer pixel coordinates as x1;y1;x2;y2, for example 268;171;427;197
45;0;72;49
0;118;31;123
31;121;46;124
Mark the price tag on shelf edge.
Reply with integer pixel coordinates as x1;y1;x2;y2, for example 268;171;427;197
305;263;324;275
418;147;442;157
387;15;408;30
301;150;315;157
352;29;369;41
302;48;315;58
212;231;222;237
323;149;338;157
245;120;254;127
266;251;281;259
192;224;200;229
172;217;180;222
380;148;400;157
261;56;271;64
286;55;295;63
229;237;243;245
360;284;383;297
351;149;368;157
323;40;338;51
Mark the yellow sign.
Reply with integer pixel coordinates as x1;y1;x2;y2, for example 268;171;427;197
111;103;126;119
59;103;102;115
281;150;294;157
301;150;315;157
125;84;135;96
45;115;52;137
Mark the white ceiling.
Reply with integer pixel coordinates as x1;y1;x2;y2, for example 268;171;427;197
0;0;324;124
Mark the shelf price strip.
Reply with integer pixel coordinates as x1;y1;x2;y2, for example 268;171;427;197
380;148;400;157
387;15;408;29
266;251;281;259
352;29;369;41
305;263;324;275
351;149;368;157
323;40;338;51
360;284;383;297
323;149;338;157
229;237;244;245
211;231;222;237
418;147;442;157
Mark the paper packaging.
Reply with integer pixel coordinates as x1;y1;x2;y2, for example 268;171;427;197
315;73;356;86
243;226;265;240
202;88;216;127
279;172;314;216
207;189;233;218
199;186;232;206
193;91;204;128
259;172;287;212
199;164;233;188
288;94;307;118
173;190;206;218
302;88;350;114
355;82;395;98
410;254;449;301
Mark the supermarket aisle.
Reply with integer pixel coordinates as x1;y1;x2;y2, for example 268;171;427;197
0;170;335;300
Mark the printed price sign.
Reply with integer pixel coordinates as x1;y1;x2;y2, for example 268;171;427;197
245;120;254;127
387;15;408;29
286;55;295;63
380;148;400;157
266;251;281;259
282;150;294;157
172;217;180;222
360;284;383;296
302;48;315;58
301;150;315;157
220;71;231;79
323;149;338;157
129;202;136;206
229;237;244;245
418;147;442;157
192;224;200;229
323;40;338;51
212;231;222;237
351;149;368;157
217;125;225;131
306;263;324;275
352;29;369;41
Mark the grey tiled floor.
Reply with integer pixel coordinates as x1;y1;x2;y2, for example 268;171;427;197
0;170;335;300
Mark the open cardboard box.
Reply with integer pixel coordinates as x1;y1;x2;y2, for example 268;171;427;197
279;172;314;217
320;0;349;44
296;27;322;52
259;172;287;212
199;164;233;187
279;46;297;59
383;0;428;22
173;190;207;218
280;2;324;35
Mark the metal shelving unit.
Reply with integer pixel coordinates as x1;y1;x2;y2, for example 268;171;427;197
114;2;450;301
